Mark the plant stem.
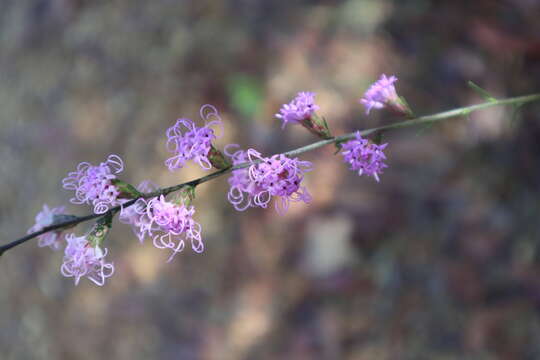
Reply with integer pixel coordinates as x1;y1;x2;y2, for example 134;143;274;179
1;93;539;256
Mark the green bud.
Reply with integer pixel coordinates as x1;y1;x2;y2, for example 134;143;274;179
392;96;414;118
87;213;113;248
300;113;333;140
111;179;142;199
177;185;196;207
208;145;232;170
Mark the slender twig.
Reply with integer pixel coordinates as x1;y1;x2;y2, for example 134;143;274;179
1;93;539;256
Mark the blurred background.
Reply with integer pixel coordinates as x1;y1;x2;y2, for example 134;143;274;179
1;0;540;359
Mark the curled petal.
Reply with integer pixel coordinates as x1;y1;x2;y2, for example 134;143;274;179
76;162;91;173
199;104;224;138
274;196;290;216
189;223;204;253
62;173;80;190
106;154;124;174
197;156;213;170
166;137;180;153
70;196;85;205
246;148;263;163
137;180;159;193
227;186;244;204
200;104;219;122
254;191;271;208
93;202;109;214
224;143;240;157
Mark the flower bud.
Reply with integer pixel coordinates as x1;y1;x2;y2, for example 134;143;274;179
208;145;232;170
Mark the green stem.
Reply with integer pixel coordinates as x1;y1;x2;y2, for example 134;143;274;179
1;93;539;256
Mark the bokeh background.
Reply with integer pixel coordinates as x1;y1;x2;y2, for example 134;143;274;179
2;1;540;359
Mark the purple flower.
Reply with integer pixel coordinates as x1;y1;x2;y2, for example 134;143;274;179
341;132;388;182
62;154;124;214
144;195;203;262
225;145;265;211
60;233;114;286
27;204;66;250
119;181;158;243
165;104;223;171
360;74;399;115
275;91;320;129
226;145;312;214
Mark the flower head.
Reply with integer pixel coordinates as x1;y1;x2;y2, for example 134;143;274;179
226;145;312;214
28;204;66;250
60;233;114;286
119;181;158;243
341;132;388;182
225;145;265;211
275;92;320;129
62;154;124;214
360;74;399;115
144;195;203;262
165;104;223;171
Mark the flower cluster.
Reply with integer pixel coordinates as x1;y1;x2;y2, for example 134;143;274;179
143;195;203;262
226;146;312;214
27;74;404;287
119;182;204;261
62;154;124;214
275;91;319;129
165;104;223;171
27;204;66;250
341;132;388;182
360;74;399;115
225;145;264;211
119;181;158;243
60;233;114;286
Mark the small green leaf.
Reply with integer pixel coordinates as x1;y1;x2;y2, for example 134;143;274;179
87;214;113;247
111;179;142;198
178;185;196;207
397;96;415;118
468;81;497;102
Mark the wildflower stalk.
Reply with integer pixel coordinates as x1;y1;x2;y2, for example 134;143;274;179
2;92;539;256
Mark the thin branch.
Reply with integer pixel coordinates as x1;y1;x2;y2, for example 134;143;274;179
2;93;539;256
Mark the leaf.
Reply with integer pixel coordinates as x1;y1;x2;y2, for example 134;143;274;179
468;81;497;102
